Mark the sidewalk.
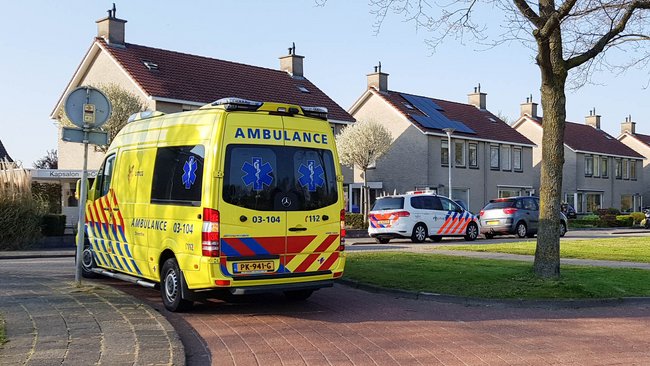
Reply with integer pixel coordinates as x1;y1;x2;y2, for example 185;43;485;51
0;256;185;365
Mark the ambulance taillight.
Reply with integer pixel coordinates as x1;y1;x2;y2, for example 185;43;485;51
338;209;346;251
202;208;220;257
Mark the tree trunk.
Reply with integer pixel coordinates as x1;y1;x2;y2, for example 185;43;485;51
533;19;567;279
362;169;369;226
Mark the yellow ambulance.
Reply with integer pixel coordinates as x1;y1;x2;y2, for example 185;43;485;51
79;98;346;311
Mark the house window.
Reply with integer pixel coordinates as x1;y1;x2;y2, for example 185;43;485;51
513;147;522;171
623;159;629;179
621;194;633;213
468;143;478;168
490;145;500;170
584;155;593;176
601;157;608;178
454;141;465;167
615;159;622;179
593;155;600;177
631;160;637;180
586;193;602;213
501;146;511;171
441;139;449;166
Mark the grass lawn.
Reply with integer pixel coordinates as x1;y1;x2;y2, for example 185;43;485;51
0;313;6;346
345;252;650;299
443;237;650;263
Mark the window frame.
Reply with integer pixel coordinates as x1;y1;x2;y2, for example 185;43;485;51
601;157;608;178
468;142;479;168
615;158;623;179
501;146;511;171
584;155;594;177
441;139;449;167
454;140;466;167
96;154;116;198
631;160;637;180
623;159;629;180
513;147;522;172
490;145;500;170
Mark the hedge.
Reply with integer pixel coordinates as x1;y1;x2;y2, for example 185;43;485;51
41;214;66;236
345;213;366;229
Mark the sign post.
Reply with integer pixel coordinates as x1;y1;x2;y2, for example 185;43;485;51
63;86;111;286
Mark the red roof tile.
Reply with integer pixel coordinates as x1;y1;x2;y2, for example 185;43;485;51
0;139;13;162
377;90;534;145
530;117;643;158
98;39;354;122
628;132;650;147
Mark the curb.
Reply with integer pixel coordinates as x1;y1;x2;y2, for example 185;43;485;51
338;278;650;309
0;250;75;260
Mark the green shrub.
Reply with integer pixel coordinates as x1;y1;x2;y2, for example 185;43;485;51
581;214;599;221
41;214;66;236
32;182;62;214
596;208;620;216
630;212;645;226
0;195;44;250
345;213;366;229
614;215;634;227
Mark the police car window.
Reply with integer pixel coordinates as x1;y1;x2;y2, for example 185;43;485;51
411;196;425;209
96;154;115;197
428;196;443;210
223;144;337;211
440;197;462;212
151;145;204;206
372;197;404;210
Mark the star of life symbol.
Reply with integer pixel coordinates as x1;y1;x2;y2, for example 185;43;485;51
242;157;273;191
182;156;197;189
298;160;324;192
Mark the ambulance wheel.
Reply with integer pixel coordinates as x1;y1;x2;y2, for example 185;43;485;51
284;289;313;301
376;238;390;244
161;258;194;312
464;223;479;241
80;241;99;279
411;224;427;243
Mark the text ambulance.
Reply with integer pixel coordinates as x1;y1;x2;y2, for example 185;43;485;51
79;98;346;311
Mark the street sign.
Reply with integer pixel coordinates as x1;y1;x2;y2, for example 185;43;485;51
64;86;111;128
62;127;109;145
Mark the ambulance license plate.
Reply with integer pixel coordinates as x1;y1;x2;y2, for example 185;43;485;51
233;261;275;274
486;220;499;225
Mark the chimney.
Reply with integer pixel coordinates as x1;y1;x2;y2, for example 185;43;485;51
96;3;127;46
520;94;538;118
279;42;304;78
621;115;636;135
585;108;601;129
366;62;389;92
468;84;486;110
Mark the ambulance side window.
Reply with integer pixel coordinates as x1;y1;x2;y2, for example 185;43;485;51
151;145;205;206
95;154;116;197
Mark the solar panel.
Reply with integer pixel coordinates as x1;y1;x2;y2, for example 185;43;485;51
400;93;476;134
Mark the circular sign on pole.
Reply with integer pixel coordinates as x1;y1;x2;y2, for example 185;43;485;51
64;86;112;128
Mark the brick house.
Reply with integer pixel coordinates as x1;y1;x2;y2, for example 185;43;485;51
513;101;644;213
348;67;536;212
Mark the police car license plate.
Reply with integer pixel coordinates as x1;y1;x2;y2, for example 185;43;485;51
377;220;390;225
233;261;274;274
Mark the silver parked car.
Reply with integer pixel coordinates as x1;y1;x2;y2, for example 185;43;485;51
479;196;567;239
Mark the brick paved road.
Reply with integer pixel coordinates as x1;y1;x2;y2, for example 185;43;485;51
114;277;650;366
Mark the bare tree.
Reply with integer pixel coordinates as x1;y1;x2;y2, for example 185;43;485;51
336;119;393;223
321;0;650;278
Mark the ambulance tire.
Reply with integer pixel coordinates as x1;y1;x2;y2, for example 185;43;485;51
411;223;427;243
80;241;99;279
161;258;194;312
284;289;313;301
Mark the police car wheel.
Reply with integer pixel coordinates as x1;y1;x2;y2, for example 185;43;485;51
464;223;479;241
161;258;194;312
284;289;313;301
411;224;427;243
376;238;390;244
430;235;443;243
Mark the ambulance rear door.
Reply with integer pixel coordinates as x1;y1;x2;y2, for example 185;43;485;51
219;113;288;279
281;115;342;277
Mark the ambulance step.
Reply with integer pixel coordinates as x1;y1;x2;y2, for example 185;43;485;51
91;268;156;288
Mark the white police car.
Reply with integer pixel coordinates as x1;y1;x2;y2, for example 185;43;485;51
368;191;480;244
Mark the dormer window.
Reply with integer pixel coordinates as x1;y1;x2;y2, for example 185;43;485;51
297;85;310;93
142;60;159;71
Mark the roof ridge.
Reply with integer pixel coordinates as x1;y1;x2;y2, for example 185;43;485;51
390;90;475;108
98;37;294;78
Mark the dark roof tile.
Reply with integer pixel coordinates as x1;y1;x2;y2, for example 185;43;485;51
0;139;13;162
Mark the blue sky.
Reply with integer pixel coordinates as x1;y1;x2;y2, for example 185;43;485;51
1;1;648;167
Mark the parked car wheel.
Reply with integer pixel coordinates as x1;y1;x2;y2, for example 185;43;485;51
560;222;567;237
484;233;494;239
516;222;528;238
411;223;428;243
376;237;390;244
161;258;194;312
464;222;479;241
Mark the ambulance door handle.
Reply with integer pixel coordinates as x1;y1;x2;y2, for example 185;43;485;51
103;207;110;211
112;208;119;212
289;227;307;232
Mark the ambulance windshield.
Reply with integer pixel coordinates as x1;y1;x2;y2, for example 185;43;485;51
223;144;338;211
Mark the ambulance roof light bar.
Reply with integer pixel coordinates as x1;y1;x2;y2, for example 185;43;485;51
301;105;328;120
127;110;165;123
212;97;263;111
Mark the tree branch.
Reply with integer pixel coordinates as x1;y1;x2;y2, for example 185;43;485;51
512;0;543;27
566;0;650;69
